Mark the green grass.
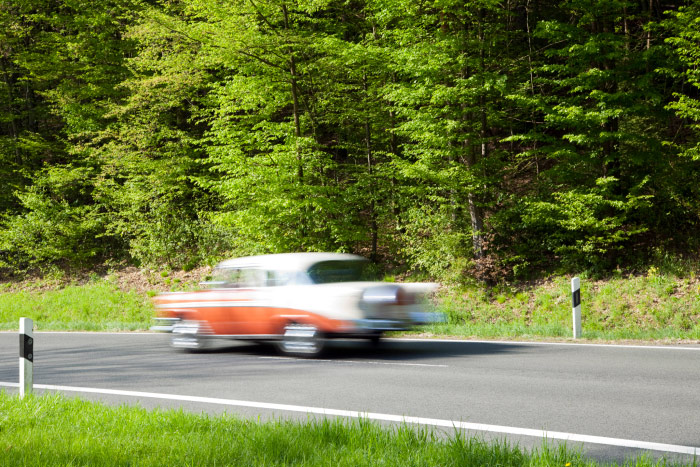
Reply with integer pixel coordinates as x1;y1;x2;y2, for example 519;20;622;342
1;267;699;341
0;392;687;466
0;280;153;331
420;272;700;341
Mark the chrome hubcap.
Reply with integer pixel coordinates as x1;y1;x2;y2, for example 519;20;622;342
281;324;322;355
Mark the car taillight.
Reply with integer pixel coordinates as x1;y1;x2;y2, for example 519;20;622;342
362;285;400;305
396;287;415;305
360;285;414;310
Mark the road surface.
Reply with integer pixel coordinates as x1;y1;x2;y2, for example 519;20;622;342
1;332;699;463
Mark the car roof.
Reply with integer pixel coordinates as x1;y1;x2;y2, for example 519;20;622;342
216;252;367;271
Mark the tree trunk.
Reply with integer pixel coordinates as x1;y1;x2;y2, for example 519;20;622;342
470;8;488;260
282;4;303;183
465;143;485;260
363;74;378;261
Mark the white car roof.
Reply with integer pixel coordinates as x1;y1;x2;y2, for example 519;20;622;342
216;252;367;271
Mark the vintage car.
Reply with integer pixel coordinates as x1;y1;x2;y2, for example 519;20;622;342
152;252;440;356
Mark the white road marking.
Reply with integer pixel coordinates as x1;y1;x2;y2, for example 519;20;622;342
0;331;160;336
0;382;697;456
3;331;698;351
390;338;700;351
259;356;448;367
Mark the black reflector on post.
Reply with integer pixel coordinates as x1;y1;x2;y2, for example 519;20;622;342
572;289;581;309
19;318;34;398
571;278;581;339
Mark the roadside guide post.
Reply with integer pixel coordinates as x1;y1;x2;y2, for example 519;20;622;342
19;317;33;398
571;277;581;339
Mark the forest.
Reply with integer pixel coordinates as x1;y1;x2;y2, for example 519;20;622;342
1;0;700;283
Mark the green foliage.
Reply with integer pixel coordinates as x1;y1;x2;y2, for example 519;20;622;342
0;0;137;271
399;205;471;283
665;3;700;160
84;2;230;268
0;166;109;271
1;0;700;280
518;177;652;269
188;0;386;256
493;0;700;276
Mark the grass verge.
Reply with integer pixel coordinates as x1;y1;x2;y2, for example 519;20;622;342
423;272;700;341
0;267;698;341
0;392;686;466
0;280;153;331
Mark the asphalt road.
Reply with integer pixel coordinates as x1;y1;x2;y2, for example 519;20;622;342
1;332;699;463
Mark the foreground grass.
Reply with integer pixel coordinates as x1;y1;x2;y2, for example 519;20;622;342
0;392;684;466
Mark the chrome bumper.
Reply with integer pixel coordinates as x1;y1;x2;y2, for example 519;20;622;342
409;311;447;325
170;320;213;349
352;319;411;331
150;317;181;332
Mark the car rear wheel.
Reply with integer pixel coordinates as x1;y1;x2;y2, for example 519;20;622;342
368;333;382;346
278;323;325;357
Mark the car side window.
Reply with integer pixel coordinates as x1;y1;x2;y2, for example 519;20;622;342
211;267;313;287
265;270;301;286
210;268;240;287
307;260;374;284
266;270;283;287
238;269;264;287
211;267;264;288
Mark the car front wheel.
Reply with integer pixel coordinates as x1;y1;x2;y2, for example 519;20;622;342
278;323;325;357
171;320;211;352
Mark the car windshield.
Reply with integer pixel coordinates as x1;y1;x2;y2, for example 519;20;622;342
307;260;377;284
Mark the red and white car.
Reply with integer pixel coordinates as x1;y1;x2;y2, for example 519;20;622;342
152;252;440;356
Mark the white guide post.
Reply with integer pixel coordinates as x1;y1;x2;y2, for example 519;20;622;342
571;277;581;339
19;318;34;398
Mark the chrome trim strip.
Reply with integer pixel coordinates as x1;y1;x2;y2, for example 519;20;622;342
353;319;410;331
205;334;280;340
150;317;181;332
155;301;252;309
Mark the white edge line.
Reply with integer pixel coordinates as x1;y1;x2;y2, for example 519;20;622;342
259;356;448;368
389;338;700;351
0;382;697;456
0;331;160;336
2;331;698;351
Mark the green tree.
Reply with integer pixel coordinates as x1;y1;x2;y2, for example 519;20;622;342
498;0;687;273
183;0;388;256
665;3;700;161
0;0;64;215
0;0;135;271
85;2;226;268
375;0;515;280
2;0;699;280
